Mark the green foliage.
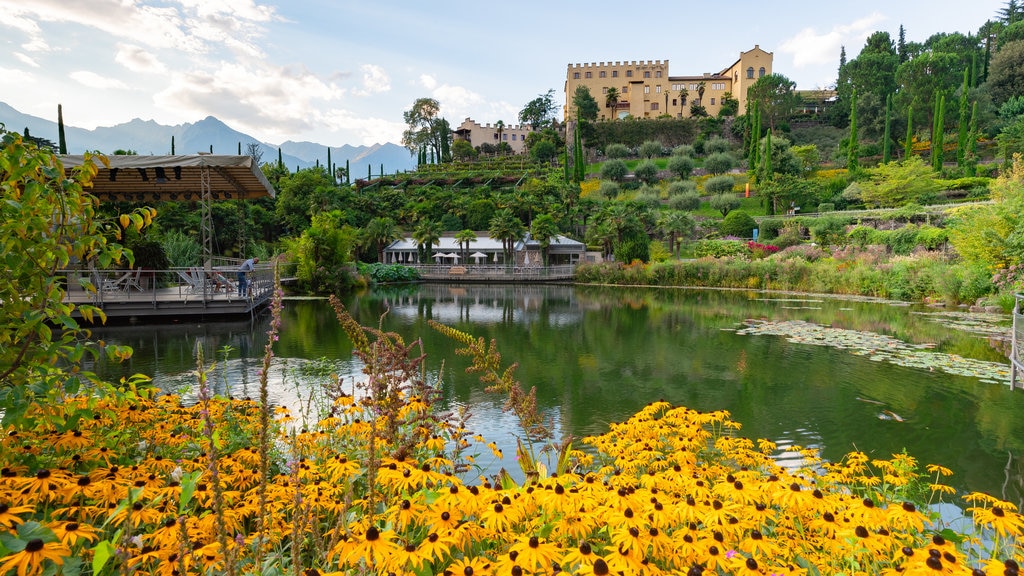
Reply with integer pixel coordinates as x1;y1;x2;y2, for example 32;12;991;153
703;136;731;154
694;239;747;258
286;210;358;294
605;143;630;158
703;152;736;175
858;157;942;207
758;218;784;240
667;179;697;196
452;139;478;161
614;233;651;264
667;155;695;179
161;229;201;267
589;117;697;150
357;262;420;283
704;175;735;195
668;192;701;211
672;144;696;157
916;224;949;250
720;210;756;238
520;89;559;129
810;216;848;247
0;130;148;421
638;140;664;159
529;140;556;163
633;159;660;185
598;181;620;200
125;237;169;270
600;159;629;182
572;86;600;122
709;192;741;216
633;186;662;210
817;202;836;212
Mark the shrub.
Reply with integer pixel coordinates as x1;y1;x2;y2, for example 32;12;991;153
704;152;736;175
667;155;695;179
605;143;630;158
669;191;702;211
633;159;660;184
758;218;784;241
694;238;747;258
599;181;620;200
916;224;949;250
885;225;921;255
639;140;664;158
634;186;663;210
614;233;651;263
720;210;757;238
358;262;421;283
847;225;881;248
704;175;736;195
601;159;629;181
810;216;848;247
817;202;835;212
709;192;741;216
747;241;780;258
667;179;698;196
774;222;805;248
672;144;696;157
704;136;732;154
774;243;827;261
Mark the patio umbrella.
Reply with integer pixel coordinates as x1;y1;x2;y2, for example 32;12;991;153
470;251;486;263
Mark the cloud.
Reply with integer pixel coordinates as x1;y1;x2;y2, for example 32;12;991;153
154;60;345;140
777;12;887;68
351;64;391;97
14;53;39;68
0;66;34;85
322;109;406;146
115;44;167;73
419;74;437;91
70;70;130;90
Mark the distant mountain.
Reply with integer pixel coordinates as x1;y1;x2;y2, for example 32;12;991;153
0;102;416;177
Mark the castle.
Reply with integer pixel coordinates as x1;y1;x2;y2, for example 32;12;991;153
564;45;773;121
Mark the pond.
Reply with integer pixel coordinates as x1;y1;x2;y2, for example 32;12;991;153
89;284;1024;505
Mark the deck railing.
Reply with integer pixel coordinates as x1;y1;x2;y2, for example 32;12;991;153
407;264;577;281
1012;294;1024;390
58;264;276;307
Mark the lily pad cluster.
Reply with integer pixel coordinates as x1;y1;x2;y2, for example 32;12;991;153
736;319;1012;384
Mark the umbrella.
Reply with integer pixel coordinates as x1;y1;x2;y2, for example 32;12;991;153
470;251;486;263
448;252;460;260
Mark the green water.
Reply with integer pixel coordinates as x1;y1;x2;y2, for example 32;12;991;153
91;284;1024;504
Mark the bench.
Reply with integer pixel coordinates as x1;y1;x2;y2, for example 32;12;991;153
448;266;467;275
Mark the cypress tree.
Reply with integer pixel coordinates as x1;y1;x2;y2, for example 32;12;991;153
759;129;773;183
957;68;970;171
905;106;914;160
882;94;892;164
368;164;372;179
278;147;283;168
847;88;859;173
345;159;350;184
210;144;213;153
971;53;979;88
238;142;242;155
749;105;760;169
932;94;946;172
57;104;67;154
966;101;978;176
171;136;176;155
327;147;332;181
380;163;384;177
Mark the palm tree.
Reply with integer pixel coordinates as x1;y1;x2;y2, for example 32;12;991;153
696;81;706;108
412;220;441;264
488;208;525;266
585;219;617;260
455;229;477;264
364;217;400;263
495;120;505;156
605;87;620;120
678;87;689;117
657;210;696;257
529;213;560;266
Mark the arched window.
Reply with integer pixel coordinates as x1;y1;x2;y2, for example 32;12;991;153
759;67;766;78
746;67;754;79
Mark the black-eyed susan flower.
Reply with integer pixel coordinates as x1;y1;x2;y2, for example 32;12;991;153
509;536;560;572
47;520;99;547
0;538;71;576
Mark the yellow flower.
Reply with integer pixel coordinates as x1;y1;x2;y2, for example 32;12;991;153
509;536;560;572
0;538;71;576
47;521;99;547
448;554;494;576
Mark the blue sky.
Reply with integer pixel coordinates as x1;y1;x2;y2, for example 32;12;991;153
0;0;1005;147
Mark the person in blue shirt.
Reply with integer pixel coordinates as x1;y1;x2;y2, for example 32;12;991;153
237;257;258;296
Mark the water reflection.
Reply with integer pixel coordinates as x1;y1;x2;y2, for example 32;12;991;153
89;284;1024;506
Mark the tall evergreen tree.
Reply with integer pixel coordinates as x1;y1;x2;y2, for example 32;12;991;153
957;68;970;170
848;89;859;172
327;147;332;182
345;159;350;184
759;130;773;183
932;94;946;172
749;105;761;168
883;94;893;164
57;104;67;155
171;136;176;155
966;101;979;176
277;147;283;168
898;25;908;63
905;105;914;160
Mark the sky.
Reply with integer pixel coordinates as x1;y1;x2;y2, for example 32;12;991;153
0;0;1007;148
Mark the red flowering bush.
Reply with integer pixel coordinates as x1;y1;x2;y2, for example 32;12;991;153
747;241;780;259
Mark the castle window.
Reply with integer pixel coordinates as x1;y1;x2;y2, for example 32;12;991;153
759;67;766;77
655;71;662;78
651;103;659;111
626;70;633;77
600;71;606;78
511;134;516;141
622;86;628;93
746;67;754;79
644;85;650;94
672;99;677;106
644;71;651;78
574;72;580;79
612;70;618;78
585;71;592;78
710;98;716;105
655;85;661;93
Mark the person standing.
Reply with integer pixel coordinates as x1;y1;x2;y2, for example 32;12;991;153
237;257;258;296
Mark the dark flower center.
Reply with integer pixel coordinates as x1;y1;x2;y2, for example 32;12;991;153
25;539;44;552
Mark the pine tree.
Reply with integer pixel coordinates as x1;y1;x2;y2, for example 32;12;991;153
57;104;67;154
883;94;892;164
848;89;859;173
897;25;908;63
905;106;914;160
957;68;970;171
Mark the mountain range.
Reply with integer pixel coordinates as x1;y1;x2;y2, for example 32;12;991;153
0;102;416;178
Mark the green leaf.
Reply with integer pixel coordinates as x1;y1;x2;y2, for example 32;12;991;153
92;540;116;575
0;531;25;552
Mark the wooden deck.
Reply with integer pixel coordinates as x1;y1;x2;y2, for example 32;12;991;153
61;268;275;322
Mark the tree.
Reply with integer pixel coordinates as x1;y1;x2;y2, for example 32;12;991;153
598;181;620;200
639;140;663;159
455;229;477;263
904;105;914;160
605;87;620;120
530;214;560;266
495;120;505;156
667;155;694;179
57;103;67;154
452;139;477;161
709;193;741;217
957;68;971;171
530;140;556;163
696;81;706;108
413;220;442;263
720;210;756;238
987;40;1024;105
895;51;961;125
364;217;399;263
0;129;152;419
677;87;689;117
573;86;600;123
600;159;628;182
848;88;859;172
657;210;695;256
859;156;941;207
746;73;800;131
718;92;739;117
932;93;946;171
704;152;736;175
402;98;451;164
883;94;893;164
488;208;526;265
519;89;558;130
633;160;659;185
